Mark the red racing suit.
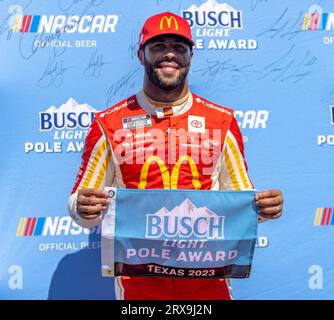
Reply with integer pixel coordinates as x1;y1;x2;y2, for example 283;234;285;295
68;90;254;300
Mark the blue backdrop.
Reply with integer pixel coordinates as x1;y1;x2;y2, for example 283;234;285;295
1;0;334;300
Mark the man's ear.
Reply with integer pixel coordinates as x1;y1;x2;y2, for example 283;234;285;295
189;48;194;64
137;48;144;66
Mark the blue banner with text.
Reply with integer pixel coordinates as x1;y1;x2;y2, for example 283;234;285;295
102;188;258;278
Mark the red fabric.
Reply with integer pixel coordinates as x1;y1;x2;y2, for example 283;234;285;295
95;94;234;191
121;276;232;300
139;12;194;49
96;95;235;300
73;93;253;300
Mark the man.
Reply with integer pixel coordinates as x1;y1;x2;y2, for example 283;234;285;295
68;12;283;300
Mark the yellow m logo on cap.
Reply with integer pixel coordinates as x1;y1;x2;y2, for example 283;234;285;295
138;155;201;189
160;16;179;31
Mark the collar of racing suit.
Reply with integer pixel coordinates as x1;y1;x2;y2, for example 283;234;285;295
136;89;193;119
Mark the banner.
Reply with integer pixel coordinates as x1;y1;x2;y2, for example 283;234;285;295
102;188;258;278
2;0;334;299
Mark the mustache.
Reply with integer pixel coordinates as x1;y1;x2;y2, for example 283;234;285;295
154;58;182;68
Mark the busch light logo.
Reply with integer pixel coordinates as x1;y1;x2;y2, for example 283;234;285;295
25;98;97;154
181;0;257;50
145;199;225;239
182;0;243;29
39;98;96;131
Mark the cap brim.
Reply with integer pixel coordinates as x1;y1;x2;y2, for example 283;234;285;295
140;33;194;49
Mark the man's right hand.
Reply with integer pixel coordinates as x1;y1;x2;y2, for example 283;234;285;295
77;188;110;220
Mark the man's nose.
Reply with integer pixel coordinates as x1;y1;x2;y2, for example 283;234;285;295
161;50;177;60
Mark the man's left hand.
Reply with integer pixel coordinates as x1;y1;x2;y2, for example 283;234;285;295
256;189;283;220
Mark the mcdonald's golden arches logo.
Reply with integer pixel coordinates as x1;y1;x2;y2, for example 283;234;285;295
160;16;179;31
138;155;201;189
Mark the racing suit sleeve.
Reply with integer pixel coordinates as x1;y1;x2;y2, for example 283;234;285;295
218;116;254;191
67;118;114;228
219;117;268;222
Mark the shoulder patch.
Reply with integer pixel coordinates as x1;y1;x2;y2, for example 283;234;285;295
194;95;233;116
97;96;136;118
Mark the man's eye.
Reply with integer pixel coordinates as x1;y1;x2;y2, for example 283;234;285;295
174;44;187;51
152;43;165;49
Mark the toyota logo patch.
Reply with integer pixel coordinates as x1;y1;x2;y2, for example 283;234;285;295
191;120;203;128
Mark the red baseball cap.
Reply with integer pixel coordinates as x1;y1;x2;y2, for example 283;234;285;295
139;12;194;49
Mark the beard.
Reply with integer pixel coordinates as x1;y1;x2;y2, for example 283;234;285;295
144;55;190;91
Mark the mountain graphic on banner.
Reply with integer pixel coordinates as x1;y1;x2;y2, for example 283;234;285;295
152;199;218;219
149;199;223;238
44;98;97;114
185;0;237;12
